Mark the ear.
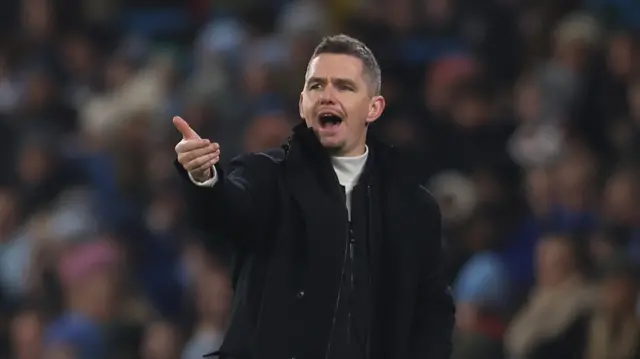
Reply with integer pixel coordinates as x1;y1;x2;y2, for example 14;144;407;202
365;95;386;125
299;92;304;119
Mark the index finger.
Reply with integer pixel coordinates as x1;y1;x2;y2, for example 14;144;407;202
173;116;201;140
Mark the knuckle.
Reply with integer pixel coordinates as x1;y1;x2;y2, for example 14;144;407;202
193;158;205;167
197;148;209;157
195;156;208;166
186;152;198;162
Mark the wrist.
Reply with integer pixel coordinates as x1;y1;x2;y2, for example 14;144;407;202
192;168;212;182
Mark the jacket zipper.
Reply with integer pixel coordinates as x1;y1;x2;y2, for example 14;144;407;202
324;188;350;359
365;184;372;359
348;224;355;344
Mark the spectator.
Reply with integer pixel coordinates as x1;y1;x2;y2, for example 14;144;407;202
43;240;122;359
505;233;594;359
10;305;44;359
585;254;640;359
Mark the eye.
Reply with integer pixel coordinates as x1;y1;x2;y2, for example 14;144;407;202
309;83;322;90
337;83;355;91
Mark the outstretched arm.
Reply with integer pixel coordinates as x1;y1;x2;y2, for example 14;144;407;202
173;116;277;246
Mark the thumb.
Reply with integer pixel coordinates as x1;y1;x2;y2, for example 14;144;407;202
173;116;201;140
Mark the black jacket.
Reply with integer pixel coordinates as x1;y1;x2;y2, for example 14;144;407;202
175;123;455;359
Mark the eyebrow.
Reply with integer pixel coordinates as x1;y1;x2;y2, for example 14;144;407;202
306;76;359;89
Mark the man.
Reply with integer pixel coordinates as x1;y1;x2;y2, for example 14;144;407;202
174;34;454;359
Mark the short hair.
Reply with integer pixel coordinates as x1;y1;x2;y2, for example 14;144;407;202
308;34;382;95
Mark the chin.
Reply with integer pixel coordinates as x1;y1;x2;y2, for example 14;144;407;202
318;137;345;151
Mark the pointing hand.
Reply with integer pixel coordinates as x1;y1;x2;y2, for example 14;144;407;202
173;116;220;182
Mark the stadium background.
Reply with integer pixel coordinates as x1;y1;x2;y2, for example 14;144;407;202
0;0;639;358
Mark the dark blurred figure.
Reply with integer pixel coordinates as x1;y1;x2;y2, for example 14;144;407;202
451;206;511;359
10;306;44;359
181;257;231;359
141;320;182;359
42;240;122;359
505;233;593;359
584;255;640;359
602;167;639;244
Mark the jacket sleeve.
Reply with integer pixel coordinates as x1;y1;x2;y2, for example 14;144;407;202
174;152;278;246
411;188;455;358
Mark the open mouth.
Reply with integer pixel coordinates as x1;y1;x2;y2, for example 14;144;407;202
318;112;343;128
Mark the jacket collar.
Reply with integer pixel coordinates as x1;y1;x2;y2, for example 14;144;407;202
283;121;418;188
284;121;395;166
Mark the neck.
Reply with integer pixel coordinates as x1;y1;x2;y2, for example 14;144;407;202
332;145;367;158
330;142;367;157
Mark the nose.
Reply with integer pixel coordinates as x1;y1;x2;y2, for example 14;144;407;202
319;97;335;106
319;86;337;105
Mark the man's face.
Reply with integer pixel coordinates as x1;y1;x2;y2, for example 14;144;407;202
300;53;384;156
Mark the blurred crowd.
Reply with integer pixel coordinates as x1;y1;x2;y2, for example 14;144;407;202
0;0;639;358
